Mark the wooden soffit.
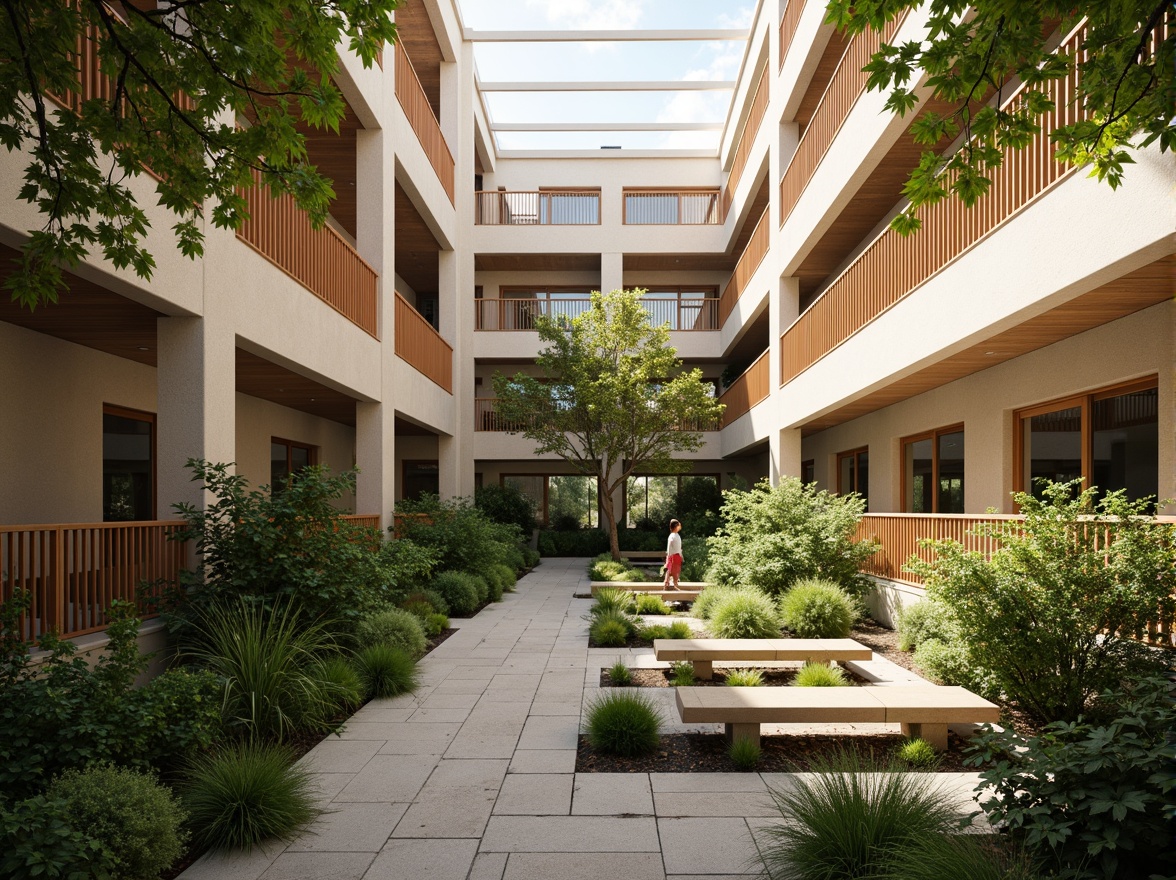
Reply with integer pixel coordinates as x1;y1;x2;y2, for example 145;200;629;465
474;253;601;272
236;348;358;427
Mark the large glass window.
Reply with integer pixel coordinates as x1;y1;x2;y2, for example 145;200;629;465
902;426;965;513
502;474;598;527
102;407;154;521
632;286;719;330
625;474;719;527
1092;387;1158;503
271;438;315;494
837;447;869;510
500;287;593;328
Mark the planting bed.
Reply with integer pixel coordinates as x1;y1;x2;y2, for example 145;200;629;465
600;666;869;688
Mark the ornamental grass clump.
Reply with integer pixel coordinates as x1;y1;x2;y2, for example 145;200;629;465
725;668;764;687
590;587;638;617
355;608;427;658
896;737;939;769
584;690;661;757
354;644;419;698
608;661;632;686
729;737;761;771
590;613;632;648
635;594;670;615
887;834;1044;880
709;589;781;639
778;578;858;639
669;660;695;687
310;656;364;713
589;555;647;583
794;661;849;687
691;584;736;620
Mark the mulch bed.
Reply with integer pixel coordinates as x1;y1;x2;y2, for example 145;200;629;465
601;666;871;688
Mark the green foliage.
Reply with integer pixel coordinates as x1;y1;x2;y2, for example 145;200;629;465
0;794;116;880
759;750;963;880
471;573;490;606
584;690;662;757
481;567;506;602
669;660;696;687
707;477;877;596
475;481;538;534
354;645;418;699
432;570;482;617
539;528;611;557
913;636;992;696
896;599;955;652
310;656;364;713
729;737;762;771
679;535;711;581
523;548;541;568
590;615;632;648
182;743;317;853
825;1;1174;234
909;480;1176;723
640;620;692;640
635;594;670;615
709;589;781;639
47;764;186;880
897;738;940;769
692;584;737;620
589;554;648;582
490;563;518;593
423;613;449;638
395;494;523;576
666;620;693;639
608;662;632;686
889;835;1046;880
493;289;725;558
794;662;850;688
725;668;764;687
778;578;859;639
355;608;427;659
966;676;1176;880
590;587;638;618
400;589;449;617
0;1;397;309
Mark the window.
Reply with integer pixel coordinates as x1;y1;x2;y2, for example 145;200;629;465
836;447;869;509
902;425;965;513
402;460;440;501
625;474;719;527
801;460;815;486
1016;378;1158;504
500;286;594;328
103;406;154;521
623;189;721;225
631;286;719;330
502;474;599;527
271;438;316;493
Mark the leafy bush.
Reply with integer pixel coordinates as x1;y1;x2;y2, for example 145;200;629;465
635;594;670;615
183;743;317;852
354;645;418;698
725;668;764;687
758;750;962;880
895;598;956;652
679;536;711;582
481;566;506;602
897;738;940;769
608;662;632;686
432;570;481;617
793;662;849;687
523;548;541;568
490;563;518;593
48;764;186;880
729;737;761;771
310;656;364;712
400;589;448;617
590;615;632;648
589;554;647;583
539;529;611;557
396;494;524;575
778;578;859;638
910;480;1176;723
666;620;693;639
355;608;427;658
966;675;1176;879
706;477;877;597
474;482;537;534
709;589;781;639
669;660;695;686
423;613;449;638
0;794;116;880
692;584;736;620
584;690;661;757
913;636;992;696
469;573;491;605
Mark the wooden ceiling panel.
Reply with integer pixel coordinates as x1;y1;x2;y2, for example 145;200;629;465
302;102;361;239
395;0;443;117
235;348;358;426
623;253;734;272
394;182;441;293
474;253;601;272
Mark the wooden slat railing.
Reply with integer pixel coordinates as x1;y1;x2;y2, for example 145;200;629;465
475;191;600;225
778;13;907;228
474;398;720;433
723;65;770;215
718;349;770;428
781;24;1091;386
237;173;379;337
0;521;187;643
394;43;455;204
779;0;807;69
395;292;453;392
718;207;770;326
623;190;723;225
340;514;381;530
475;297;720;331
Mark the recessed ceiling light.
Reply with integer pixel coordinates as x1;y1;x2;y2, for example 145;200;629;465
137;346;150;351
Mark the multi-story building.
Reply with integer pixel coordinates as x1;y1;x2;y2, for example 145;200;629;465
2;0;1172;640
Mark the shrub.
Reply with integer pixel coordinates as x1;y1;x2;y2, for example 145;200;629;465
481;566;506;602
608;661;632;686
679;536;711;582
183;743;317;852
401;588;449;617
354;645;418;699
709;589;781;639
538;529;610;557
669;660;695;687
666;620;693;639
913;636;991;695
48;764;187;880
396;494;523;575
966;675;1176;879
432;570;481;617
490;562;517;593
470;574;491;605
909;480;1176;724
778;578;858;639
590;587;638;618
758;750;962;880
423;612;449;638
310;656;364;712
895;598;955;652
589;554;646;583
889;834;1045;880
0;795;116;880
692;584;736;620
474;482;537;534
635;594;670;615
641;620;692;641
523;548;541;568
584;690;661;757
794;662;849;688
590;615;631;648
706;477;877;597
897;738;940;769
355;608;427;658
729;737;761;771
725;668;764;687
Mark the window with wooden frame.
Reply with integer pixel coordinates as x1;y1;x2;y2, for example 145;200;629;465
901;425;965;513
501;474;600;528
622;187;722;225
538;186;601;225
102;405;155;521
497;286;595;330
624;474;719;528
402;460;440;502
836;447;869;509
270;437;316;494
630;286;720;330
1015;377;1158;505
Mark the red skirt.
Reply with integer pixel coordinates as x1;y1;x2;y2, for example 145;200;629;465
665;553;683;575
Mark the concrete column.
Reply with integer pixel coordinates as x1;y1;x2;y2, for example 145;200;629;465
600;252;623;294
768;276;802;484
771;427;804;483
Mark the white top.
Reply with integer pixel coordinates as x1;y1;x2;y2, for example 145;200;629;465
666;531;682;556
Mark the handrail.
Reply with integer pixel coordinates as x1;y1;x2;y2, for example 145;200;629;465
474;190;601;225
394;292;453;392
394;43;455;203
718;349;770;428
778;0;807;69
723;65;770;216
623;189;723;225
718;207;770;326
475;297;720;331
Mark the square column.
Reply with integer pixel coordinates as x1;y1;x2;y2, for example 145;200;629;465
601;252;623;294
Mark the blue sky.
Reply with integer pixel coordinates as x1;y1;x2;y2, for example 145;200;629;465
454;0;758;151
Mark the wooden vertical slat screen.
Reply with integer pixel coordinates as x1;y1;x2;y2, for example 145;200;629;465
395;292;454;393
722;65;770;215
621;190;723;225
718;207;770;326
780;24;1094;386
394;43;455;204
473;191;600;225
339;514;381;530
778;0;807;69
718;349;770;427
236;171;379;338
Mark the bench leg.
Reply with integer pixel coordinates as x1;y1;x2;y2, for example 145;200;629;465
724;722;760;746
693;660;713;681
901;722;949;752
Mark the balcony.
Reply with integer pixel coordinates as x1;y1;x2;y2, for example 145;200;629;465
723;64;769;215
718;207;770;327
475;296;720;331
395;293;453;392
394;43;455;204
475;191;600;225
718;349;769;428
623;189;723;225
778;0;806;69
474;398;719;433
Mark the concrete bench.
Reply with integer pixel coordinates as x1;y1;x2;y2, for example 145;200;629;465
653;637;873;680
589;584;702;602
591;581;707;592
675;684;1000;751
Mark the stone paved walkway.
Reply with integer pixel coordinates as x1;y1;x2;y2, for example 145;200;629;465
180;557;985;880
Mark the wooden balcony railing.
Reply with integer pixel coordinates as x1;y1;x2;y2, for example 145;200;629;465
778;13;908;228
779;0;807;69
474;398;720;433
723;64;770;215
475;191;601;225
340;514;381;530
623;189;723;225
718;349;770;428
718;207;771;326
395;292;453;393
475;297;720;331
394;43;455;204
780;24;1090;386
237;175;379;337
0;521;188;643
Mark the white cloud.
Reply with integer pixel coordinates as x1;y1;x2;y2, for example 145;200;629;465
524;0;647;30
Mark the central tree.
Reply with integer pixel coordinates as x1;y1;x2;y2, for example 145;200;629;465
493;289;724;561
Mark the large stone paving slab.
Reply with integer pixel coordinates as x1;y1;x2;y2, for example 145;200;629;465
392;759;508;838
480;816;661;852
503;852;665;880
657;818;761;876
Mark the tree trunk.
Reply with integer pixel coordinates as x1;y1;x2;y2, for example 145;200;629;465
600;482;622;561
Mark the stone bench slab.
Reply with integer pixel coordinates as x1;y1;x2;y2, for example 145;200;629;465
653;638;872;663
590;582;707;593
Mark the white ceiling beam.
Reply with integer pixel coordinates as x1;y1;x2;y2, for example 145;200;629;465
494;149;719;159
490;122;724;132
465;29;749;42
479;80;735;92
